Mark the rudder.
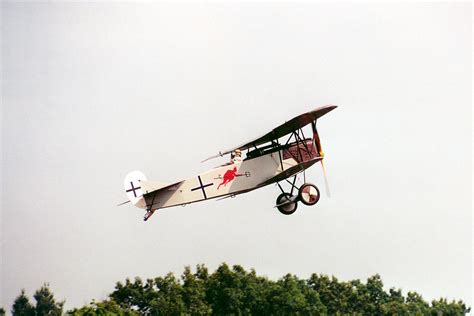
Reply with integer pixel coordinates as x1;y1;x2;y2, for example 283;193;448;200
124;170;147;209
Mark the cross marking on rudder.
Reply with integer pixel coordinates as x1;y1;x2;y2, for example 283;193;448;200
126;181;141;197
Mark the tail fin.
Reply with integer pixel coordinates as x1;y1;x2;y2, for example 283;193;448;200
124;170;147;209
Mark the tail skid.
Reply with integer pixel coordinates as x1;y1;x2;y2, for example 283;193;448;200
144;209;157;221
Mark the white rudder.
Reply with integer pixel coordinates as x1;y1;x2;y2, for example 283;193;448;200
124;170;147;208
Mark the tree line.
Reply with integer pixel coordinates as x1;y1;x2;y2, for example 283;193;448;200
5;263;469;315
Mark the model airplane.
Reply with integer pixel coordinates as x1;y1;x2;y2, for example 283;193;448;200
121;105;337;221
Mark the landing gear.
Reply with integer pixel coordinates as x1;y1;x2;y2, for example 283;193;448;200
275;175;320;215
298;183;320;206
276;193;298;215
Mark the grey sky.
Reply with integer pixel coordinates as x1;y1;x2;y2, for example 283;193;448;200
1;2;472;311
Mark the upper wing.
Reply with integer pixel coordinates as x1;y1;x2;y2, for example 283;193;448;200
202;105;337;162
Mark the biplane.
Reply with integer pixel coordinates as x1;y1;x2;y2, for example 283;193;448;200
121;105;337;221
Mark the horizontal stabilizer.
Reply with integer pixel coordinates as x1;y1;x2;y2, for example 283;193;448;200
141;180;171;194
142;180;183;198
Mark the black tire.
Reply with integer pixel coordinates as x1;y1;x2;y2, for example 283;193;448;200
298;183;320;206
276;193;298;215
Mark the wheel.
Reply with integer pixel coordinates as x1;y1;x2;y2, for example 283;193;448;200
276;193;298;215
298;183;320;206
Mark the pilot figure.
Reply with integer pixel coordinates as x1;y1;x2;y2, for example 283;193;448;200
231;149;243;164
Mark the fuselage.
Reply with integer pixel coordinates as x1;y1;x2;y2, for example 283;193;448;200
144;139;320;210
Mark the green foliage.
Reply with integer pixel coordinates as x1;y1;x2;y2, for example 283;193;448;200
10;265;469;315
105;264;469;315
269;273;326;315
12;285;63;316
430;298;468;316
181;266;212;315
0;307;5;316
68;299;139;316
12;289;35;316
150;273;186;315
33;283;64;316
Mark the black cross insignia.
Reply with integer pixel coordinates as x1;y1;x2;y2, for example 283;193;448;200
191;176;213;199
126;181;141;197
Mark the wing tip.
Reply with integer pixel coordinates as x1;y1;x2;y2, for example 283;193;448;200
313;104;338;119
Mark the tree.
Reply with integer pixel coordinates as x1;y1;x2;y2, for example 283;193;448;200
381;288;409;315
33;283;64;316
406;291;430;314
431;298;469;315
308;274;343;314
235;267;274;315
111;277;150;314
206;263;246;315
363;274;389;315
0;307;6;316
149;273;186;315
71;263;469;315
68;299;139;316
181;266;212;315
269;273;326;315
12;289;35;316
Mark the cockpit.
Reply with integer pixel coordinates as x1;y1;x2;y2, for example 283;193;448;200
245;138;319;163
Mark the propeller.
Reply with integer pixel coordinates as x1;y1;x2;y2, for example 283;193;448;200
312;121;331;197
320;158;331;198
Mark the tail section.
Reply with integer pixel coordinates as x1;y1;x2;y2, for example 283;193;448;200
124;170;147;209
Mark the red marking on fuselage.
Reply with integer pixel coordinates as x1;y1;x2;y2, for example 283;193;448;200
217;167;243;189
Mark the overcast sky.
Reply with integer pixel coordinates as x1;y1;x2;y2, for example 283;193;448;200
1;2;472;311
